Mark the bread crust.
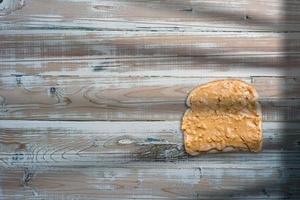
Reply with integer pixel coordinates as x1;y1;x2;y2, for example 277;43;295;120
182;79;263;155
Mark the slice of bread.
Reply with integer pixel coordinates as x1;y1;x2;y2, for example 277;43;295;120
182;79;263;156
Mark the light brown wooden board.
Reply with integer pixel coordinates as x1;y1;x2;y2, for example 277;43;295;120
0;32;297;61
0;0;299;199
1;0;300;31
1;32;300;77
0;76;299;121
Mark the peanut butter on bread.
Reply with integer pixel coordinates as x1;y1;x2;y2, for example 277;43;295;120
182;80;263;155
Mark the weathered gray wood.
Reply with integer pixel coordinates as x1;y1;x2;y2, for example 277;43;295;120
0;31;299;66
1;56;300;78
0;0;299;199
1;30;299;77
0;31;296;59
0;167;299;199
0;0;25;16
0;120;299;199
0;120;299;168
0;0;299;31
0;76;299;121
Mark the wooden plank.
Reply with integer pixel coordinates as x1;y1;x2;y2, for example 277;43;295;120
0;32;290;59
1;30;298;78
1;31;299;77
0;0;25;16
0;76;299;121
1;56;300;78
0;167;299;199
0;120;299;168
0;120;299;198
0;0;299;32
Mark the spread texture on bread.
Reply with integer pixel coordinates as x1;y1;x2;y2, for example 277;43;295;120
182;80;263;155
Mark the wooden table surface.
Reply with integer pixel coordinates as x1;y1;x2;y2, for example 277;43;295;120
0;0;300;199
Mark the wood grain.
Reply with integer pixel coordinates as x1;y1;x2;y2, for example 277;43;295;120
2;56;300;78
0;120;299;199
1;31;300;77
0;32;291;61
0;0;299;199
0;167;299;199
0;120;299;168
0;0;24;16
0;76;299;121
1;0;300;32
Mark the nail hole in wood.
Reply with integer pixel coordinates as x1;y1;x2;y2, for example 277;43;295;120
244;15;251;20
50;87;56;94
